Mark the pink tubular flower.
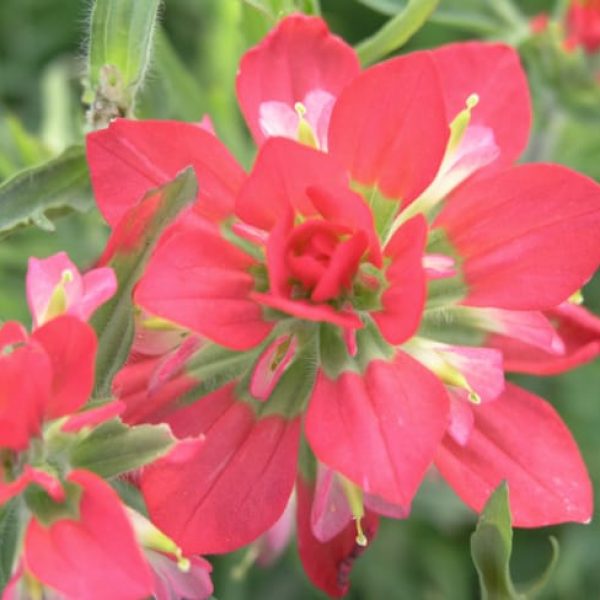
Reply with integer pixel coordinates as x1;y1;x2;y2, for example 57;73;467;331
26;252;116;329
87;14;600;596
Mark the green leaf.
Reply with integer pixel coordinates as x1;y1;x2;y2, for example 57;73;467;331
255;325;320;418
354;0;408;14
0;500;19;590
0;145;93;239
471;483;516;600
0;111;51;180
356;0;440;66
24;481;82;528
471;483;560;600
91;168;197;398
70;419;175;479
242;0;320;17
85;0;161;125
177;343;262;405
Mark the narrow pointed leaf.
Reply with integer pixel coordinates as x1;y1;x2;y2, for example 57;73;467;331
91;168;197;397
470;482;560;600
470;482;516;600
356;0;440;66
0;146;92;239
0;500;19;590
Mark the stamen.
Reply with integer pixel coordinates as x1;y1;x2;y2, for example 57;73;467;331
175;548;191;572
568;289;584;305
41;269;75;324
354;516;368;547
448;93;480;152
294;102;319;149
339;476;369;547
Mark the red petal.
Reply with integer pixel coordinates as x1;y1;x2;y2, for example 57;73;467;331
135;219;272;351
311;466;352;542
117;354;200;426
372;216;427;345
236;138;348;231
491;303;600;375
306;355;449;507
25;470;154;600
329;52;448;205
31;316;97;419
435;383;593;526
297;475;378;598
141;391;301;554
86;119;244;226
0;326;51;451
430;42;531;166
435;164;600;309
307;184;382;266
0;320;28;347
61;401;125;433
236;15;359;145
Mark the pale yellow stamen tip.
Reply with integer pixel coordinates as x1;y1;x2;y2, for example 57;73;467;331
61;269;74;284
294;101;307;117
569;289;584;305
355;517;368;547
176;549;191;572
468;390;482;404
466;93;479;109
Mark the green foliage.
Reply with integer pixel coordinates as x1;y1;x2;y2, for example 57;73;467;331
0;500;19;590
0;146;93;239
356;0;440;65
70;419;175;479
24;480;82;528
471;483;560;599
91;169;197;398
85;0;162;125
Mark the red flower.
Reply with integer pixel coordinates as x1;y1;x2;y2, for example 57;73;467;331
87;15;600;596
567;0;600;52
0;316;96;451
23;470;154;600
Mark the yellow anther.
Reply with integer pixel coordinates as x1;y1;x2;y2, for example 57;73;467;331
294;102;319;149
448;92;480;152
466;93;480;109
294;101;307;117
568;289;584;305
41;269;74;324
355;517;368;547
141;315;180;331
339;476;369;547
176;549;191;573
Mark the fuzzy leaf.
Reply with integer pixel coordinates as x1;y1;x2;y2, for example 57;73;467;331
86;0;161;123
0;145;92;239
91;168;197;398
70;418;175;478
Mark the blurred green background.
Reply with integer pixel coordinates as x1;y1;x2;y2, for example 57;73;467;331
1;0;599;598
